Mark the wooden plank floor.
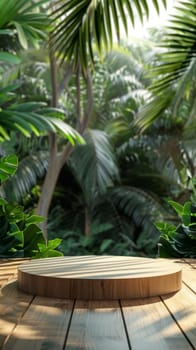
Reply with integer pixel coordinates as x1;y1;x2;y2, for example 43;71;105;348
0;258;195;350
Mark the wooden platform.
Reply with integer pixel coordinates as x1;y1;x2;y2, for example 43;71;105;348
0;258;195;350
18;256;182;299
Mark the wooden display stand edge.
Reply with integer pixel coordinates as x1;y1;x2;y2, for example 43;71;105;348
18;256;182;300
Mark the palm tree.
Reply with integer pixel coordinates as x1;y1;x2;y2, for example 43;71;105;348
46;45;170;256
34;0;169;237
47;37;196;256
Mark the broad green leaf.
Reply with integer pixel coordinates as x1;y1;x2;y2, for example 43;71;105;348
47;238;62;249
182;201;191;226
0;155;18;182
100;239;113;253
0;29;13;35
0;52;21;64
8;229;24;246
168;200;184;217
14;22;28;49
70;129;119;205
49;118;84;145
26;215;45;226
23;224;45;257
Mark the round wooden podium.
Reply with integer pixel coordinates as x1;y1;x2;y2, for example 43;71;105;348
18;256;182;299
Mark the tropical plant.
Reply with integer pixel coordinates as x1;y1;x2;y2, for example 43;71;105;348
156;177;196;258
47;126;163;257
136;0;196;132
33;238;63;258
0;154;63;258
0;199;45;258
0;0;85;241
0;0;84;142
36;0;169;237
51;0;168;70
46;40;196;257
0;154;43;257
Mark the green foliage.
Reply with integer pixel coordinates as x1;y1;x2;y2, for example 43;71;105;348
0;85;84;142
136;0;196;131
156;196;196;258
0;52;21;64
0;0;50;48
1;151;49;203
50;223;158;258
0;197;45;258
151;0;196;93
0;1;84;145
69;129;119;205
0;154;63;259
48;199;160;258
0;194;64;258
50;0;167;70
167;200;192;226
0;155;18;182
33;238;63;258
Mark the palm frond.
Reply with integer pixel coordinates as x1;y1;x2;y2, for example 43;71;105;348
136;0;196;130
69;129;119;205
0;87;84;144
0;150;49;202
108;186;162;239
0;0;50;48
0;154;18;183
50;0;167;70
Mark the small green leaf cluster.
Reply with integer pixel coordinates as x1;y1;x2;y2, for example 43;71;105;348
0;197;45;258
32;238;63;259
155;193;196;258
0;155;62;259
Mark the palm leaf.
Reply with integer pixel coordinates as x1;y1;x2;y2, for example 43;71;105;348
50;0;167;70
69;129;119;205
0;151;49;202
136;0;196;130
0;52;21;64
108;186;162;238
0;85;84;144
0;155;18;183
0;0;50;47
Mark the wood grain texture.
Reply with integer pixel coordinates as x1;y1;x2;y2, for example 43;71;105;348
0;281;34;348
18;256;182;299
183;270;196;294
121;297;192;350
1;297;74;350
65;300;129;350
162;285;196;349
0;259;195;350
184;259;196;269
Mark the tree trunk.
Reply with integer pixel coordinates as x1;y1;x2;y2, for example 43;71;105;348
37;58;94;239
36;140;73;240
84;207;91;237
36;40;60;239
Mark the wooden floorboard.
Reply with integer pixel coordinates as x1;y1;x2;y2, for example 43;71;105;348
1;297;74;350
0;281;34;349
0;258;195;350
161;285;196;348
184;259;196;269
121;296;193;350
65;300;130;350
